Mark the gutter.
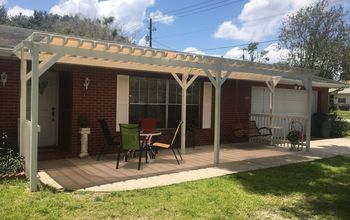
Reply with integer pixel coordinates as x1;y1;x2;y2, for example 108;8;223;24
0;47;15;57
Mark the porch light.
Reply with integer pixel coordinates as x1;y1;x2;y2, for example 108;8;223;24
1;72;7;86
83;77;90;90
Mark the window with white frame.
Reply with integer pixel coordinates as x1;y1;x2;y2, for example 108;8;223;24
338;98;346;103
129;77;201;128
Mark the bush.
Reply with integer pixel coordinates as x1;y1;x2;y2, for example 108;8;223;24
0;131;24;174
330;118;350;138
0;149;24;174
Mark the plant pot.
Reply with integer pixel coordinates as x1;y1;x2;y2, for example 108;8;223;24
79;128;91;158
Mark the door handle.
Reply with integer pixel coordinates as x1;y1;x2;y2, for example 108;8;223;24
52;107;55;121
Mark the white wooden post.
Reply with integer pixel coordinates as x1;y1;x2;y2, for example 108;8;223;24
30;43;39;192
213;70;222;164
19;49;27;156
265;76;280;145
181;73;188;154
171;71;200;154
304;77;313;151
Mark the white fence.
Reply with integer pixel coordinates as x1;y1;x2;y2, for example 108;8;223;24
249;113;307;149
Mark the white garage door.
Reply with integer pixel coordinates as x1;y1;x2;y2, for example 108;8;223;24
251;87;318;116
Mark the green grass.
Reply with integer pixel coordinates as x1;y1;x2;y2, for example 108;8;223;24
336;110;350;120
1;156;350;219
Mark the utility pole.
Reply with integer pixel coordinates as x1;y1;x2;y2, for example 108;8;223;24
242;48;246;61
148;17;156;47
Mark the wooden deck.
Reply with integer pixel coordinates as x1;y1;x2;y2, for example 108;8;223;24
39;143;297;190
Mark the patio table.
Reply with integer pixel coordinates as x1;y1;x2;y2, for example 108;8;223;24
140;129;162;160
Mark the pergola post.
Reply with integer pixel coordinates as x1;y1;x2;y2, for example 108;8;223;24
19;49;27;156
265;76;281;145
204;65;229;164
171;71;200;154
29;43;40;192
303;76;313;151
181;73;188;154
213;70;222;164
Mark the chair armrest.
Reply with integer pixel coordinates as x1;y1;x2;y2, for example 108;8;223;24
258;127;272;135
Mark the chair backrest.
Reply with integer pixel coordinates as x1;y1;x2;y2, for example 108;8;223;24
140;118;157;130
119;124;141;151
170;121;183;146
246;120;260;136
99;119;114;145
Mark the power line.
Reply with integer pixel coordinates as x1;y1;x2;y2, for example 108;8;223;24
187;39;278;53
151;0;346;39
126;0;244;33
152;39;175;50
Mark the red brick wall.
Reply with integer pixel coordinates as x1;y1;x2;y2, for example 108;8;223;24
52;64;117;155
0;58;331;155
0;59;20;147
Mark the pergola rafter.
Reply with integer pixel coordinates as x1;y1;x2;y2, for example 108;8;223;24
15;32;316;192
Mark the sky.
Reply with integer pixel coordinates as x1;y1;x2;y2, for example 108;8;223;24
1;0;349;63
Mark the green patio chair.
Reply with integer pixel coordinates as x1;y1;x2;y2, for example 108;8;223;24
151;121;183;165
118;124;146;170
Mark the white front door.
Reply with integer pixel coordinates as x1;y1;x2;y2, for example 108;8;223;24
27;72;59;147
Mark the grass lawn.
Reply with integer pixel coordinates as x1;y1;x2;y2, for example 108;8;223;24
1;156;350;220
336;110;350;120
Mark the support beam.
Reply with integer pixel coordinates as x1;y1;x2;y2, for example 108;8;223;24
170;71;200;154
303;77;313;151
181;73;188;154
19;49;27;156
213;70;222;164
265;76;280;145
30;44;39;192
26;53;62;80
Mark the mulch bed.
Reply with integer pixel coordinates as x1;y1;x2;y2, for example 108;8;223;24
0;171;26;179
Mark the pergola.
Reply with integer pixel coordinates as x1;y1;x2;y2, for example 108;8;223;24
14;32;316;191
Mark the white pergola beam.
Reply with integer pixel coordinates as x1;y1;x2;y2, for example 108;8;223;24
25;53;63;80
18;42;314;81
29;43;39;192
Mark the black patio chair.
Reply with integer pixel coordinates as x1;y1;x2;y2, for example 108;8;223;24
150;121;183;165
98;119;120;160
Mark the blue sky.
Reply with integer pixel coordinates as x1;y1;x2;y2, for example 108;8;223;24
1;0;349;62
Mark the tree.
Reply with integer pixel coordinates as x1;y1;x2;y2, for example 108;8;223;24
279;0;350;80
0;7;131;44
247;42;258;62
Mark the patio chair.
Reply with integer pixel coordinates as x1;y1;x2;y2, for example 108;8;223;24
246;120;272;138
118;124;146;170
150;121;183;165
98;119;120;160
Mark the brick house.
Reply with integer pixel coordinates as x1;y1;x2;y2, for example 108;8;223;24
0;25;346;191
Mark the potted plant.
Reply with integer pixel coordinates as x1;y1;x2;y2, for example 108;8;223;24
78;116;90;158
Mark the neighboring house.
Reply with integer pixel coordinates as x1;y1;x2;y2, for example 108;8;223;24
0;25;346;172
332;85;350;111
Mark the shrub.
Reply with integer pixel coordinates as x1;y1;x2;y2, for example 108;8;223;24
331;120;350;137
0;149;24;174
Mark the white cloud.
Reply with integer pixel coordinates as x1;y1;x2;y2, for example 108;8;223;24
0;0;7;6
7;5;34;17
258;43;289;63
214;0;317;41
49;0;156;33
224;47;246;60
150;10;174;24
138;34;148;46
183;47;206;55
